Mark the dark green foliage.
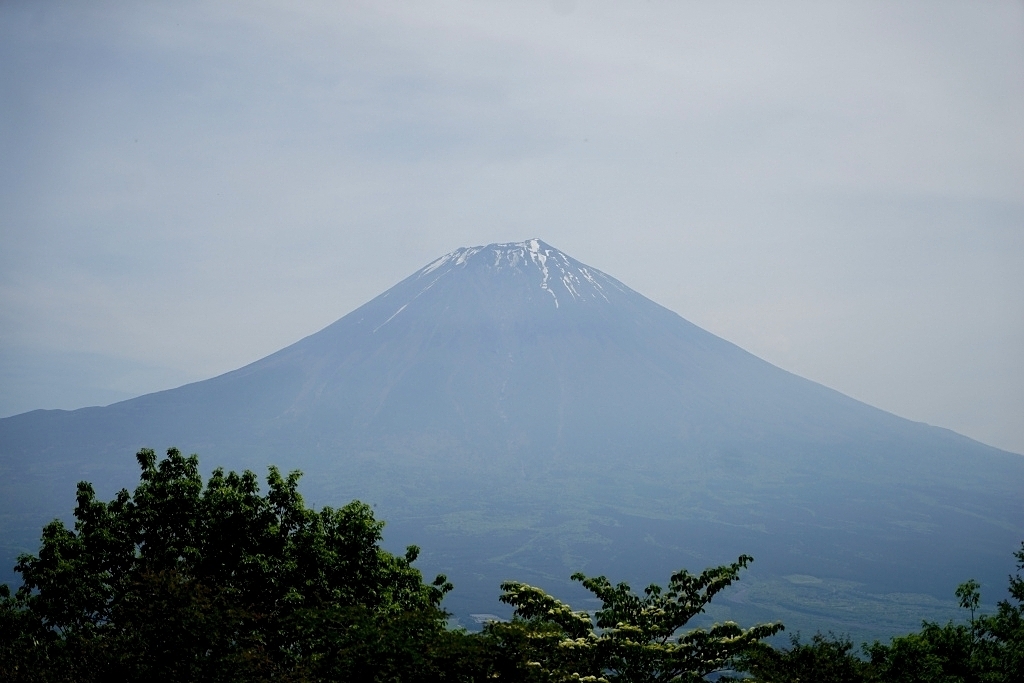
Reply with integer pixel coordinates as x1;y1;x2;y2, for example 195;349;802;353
732;632;870;683
4;445;1022;683
974;541;1024;680
0;448;461;682
489;554;783;682
736;626;985;683
864;622;979;683
863;545;1024;683
734;541;1024;683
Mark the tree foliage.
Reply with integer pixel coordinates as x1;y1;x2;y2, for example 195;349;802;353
489;555;783;682
734;542;1024;683
729;631;871;683
0;448;458;682
0;448;786;682
976;541;1024;679
862;544;1024;683
5;446;1020;682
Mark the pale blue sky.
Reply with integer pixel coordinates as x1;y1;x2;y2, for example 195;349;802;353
1;1;1022;453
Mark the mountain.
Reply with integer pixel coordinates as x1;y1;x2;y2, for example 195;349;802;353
2;239;1022;639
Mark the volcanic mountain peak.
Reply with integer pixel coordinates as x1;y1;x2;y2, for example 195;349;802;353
415;239;623;309
2;237;1022;642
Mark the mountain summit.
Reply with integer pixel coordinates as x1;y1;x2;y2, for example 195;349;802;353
2;239;1022;638
413;238;621;309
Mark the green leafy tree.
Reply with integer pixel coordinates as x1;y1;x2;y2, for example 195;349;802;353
0;448;458;682
730;631;870;683
974;541;1024;680
743;543;1024;683
864;621;978;683
864;549;1024;683
956;579;981;625
489;554;783;682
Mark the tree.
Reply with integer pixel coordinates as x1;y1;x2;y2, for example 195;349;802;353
730;631;870;683
956;579;981;625
863;545;1024;683
488;555;783;682
974;540;1024;680
864;622;977;683
740;543;1024;683
0;448;456;682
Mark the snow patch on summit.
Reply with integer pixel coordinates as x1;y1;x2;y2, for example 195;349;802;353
413;239;621;309
422;253;453;275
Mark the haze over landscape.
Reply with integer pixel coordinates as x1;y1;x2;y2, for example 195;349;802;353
1;0;1023;651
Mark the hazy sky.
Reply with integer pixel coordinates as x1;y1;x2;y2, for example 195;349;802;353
1;1;1022;454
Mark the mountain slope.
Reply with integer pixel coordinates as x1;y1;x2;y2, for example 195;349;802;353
2;239;1022;638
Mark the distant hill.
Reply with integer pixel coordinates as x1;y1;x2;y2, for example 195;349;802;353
2;239;1022;640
